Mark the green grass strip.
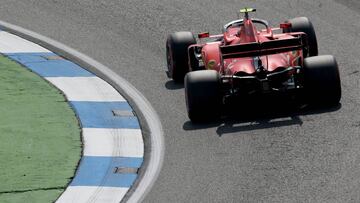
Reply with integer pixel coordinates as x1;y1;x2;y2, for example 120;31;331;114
0;55;81;203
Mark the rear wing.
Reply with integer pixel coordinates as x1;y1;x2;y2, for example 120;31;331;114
220;35;306;59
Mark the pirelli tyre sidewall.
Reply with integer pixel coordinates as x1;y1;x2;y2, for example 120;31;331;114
284;17;318;57
166;31;196;83
185;70;222;122
303;55;341;106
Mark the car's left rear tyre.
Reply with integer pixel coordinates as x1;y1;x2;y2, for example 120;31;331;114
166;31;196;83
303;55;341;106
185;70;222;122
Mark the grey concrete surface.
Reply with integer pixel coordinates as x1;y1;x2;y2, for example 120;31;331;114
0;0;359;202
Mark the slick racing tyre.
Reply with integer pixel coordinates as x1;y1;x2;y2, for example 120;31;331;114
303;55;341;106
185;70;222;122
284;17;318;57
166;31;196;83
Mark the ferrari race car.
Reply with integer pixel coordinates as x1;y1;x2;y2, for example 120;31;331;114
166;8;341;122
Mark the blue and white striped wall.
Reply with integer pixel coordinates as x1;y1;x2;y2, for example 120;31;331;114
0;31;144;202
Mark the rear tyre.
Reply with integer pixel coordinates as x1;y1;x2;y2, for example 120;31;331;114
185;70;222;122
284;17;318;57
166;32;196;83
303;55;341;106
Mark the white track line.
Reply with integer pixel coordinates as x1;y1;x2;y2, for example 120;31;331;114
46;77;126;102
56;186;129;203
83;128;144;157
0;31;51;53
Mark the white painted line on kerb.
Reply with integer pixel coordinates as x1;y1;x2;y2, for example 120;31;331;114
56;186;129;203
0;31;51;53
46;77;126;102
83;128;144;157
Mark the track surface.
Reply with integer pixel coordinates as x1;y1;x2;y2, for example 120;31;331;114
0;0;359;202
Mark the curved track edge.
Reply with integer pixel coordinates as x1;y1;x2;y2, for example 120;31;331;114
0;20;165;203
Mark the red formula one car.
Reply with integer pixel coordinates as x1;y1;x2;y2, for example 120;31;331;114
166;8;341;122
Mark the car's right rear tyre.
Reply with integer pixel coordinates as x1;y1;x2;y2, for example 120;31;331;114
185;70;222;122
284;17;318;57
303;55;341;106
